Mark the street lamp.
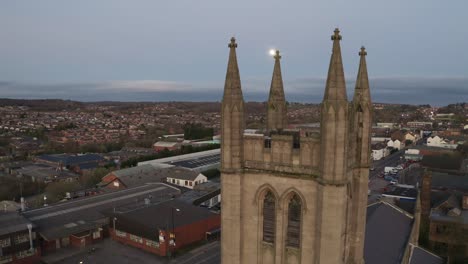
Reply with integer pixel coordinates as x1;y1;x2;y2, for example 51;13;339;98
169;207;180;257
113;217;117;234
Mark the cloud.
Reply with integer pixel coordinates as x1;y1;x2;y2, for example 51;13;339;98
0;76;466;105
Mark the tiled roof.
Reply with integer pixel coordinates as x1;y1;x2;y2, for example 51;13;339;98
364;202;413;264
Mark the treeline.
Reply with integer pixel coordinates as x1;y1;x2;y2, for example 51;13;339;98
121;143;220;168
183;123;214;140
0;176;46;201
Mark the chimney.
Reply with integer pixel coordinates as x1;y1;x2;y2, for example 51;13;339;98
463;194;468;210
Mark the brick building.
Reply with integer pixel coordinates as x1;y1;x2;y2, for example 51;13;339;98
108;200;220;257
0;212;40;264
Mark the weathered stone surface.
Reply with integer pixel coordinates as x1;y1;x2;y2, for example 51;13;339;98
221;29;372;264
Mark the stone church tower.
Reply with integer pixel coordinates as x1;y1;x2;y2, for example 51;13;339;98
221;29;372;264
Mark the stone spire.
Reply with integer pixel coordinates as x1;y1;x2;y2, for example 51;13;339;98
351;46;372;167
323;28;347;101
320;28;349;183
346;46;372;264
353;47;371;105
221;37;244;171
223;37;243;103
267;50;287;131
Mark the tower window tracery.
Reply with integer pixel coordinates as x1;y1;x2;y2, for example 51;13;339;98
286;194;302;248
262;191;276;243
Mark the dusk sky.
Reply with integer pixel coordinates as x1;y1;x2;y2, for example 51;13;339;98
1;0;467;105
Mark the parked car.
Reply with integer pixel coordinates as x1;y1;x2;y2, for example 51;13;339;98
390;180;398;185
384;175;395;181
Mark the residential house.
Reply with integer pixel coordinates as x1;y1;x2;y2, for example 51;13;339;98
166;168;207;189
100;164;165;189
371;142;390;161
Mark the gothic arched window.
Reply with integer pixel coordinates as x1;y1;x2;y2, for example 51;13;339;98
262;191;276;243
286;194;301;248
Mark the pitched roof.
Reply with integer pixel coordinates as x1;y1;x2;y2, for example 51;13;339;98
165;167;201;181
364;202;413;264
22;183;179;240
37;153;104;166
409;246;444;264
0;212;35;236
111;164;165;188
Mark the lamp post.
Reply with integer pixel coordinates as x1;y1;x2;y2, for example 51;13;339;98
169;207;180;258
26;224;33;252
113;217;117;235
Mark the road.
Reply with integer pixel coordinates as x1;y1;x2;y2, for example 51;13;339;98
171;241;220;264
368;149;405;203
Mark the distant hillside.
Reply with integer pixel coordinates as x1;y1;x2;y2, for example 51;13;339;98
0;98;84;111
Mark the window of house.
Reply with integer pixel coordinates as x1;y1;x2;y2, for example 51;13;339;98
145;239;159;248
0;237;11;248
189;181;193;186
286;194;301;248
115;230;127;238
0;255;13;264
130;234;143;244
262;191;276;243
13;233;29;244
185;180;188;186
92;231;101;239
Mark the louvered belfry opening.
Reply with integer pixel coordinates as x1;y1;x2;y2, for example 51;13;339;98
286;194;301;248
262;191;276;243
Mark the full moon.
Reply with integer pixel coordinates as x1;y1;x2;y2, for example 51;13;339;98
269;49;276;56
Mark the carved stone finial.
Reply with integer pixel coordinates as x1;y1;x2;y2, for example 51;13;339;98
274;50;281;60
331;28;342;41
229;37;237;48
359;46;367;56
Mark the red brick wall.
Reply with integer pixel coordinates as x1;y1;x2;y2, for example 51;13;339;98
11;248;41;264
110;228;163;256
109;214;220;257
172;214;221;251
70;234;91;248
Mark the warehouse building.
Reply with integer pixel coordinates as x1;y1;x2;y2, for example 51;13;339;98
107;199;220;257
22;183;179;255
138;149;220;172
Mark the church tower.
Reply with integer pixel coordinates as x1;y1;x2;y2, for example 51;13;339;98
267;50;287;131
221;29;372;264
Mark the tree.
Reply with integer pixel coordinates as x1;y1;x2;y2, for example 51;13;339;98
183;123;214;140
44;181;81;203
81;168;112;187
405;140;413;146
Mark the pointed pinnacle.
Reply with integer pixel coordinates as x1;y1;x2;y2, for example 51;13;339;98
359;46;367;56
229;37;237;48
274;50;281;60
331;28;342;41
